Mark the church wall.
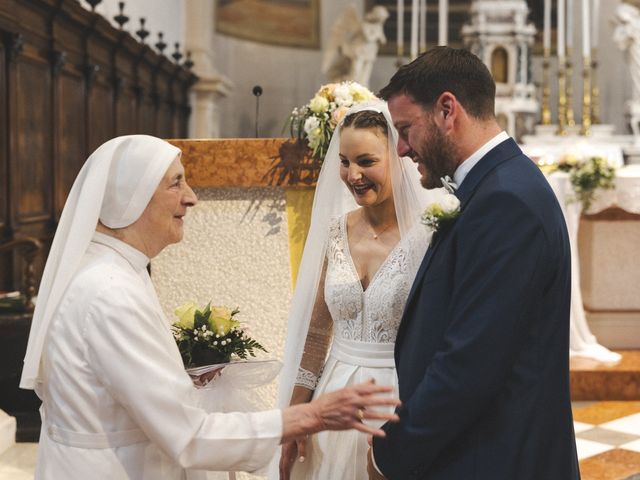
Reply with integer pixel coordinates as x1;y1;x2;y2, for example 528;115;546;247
213;0;367;139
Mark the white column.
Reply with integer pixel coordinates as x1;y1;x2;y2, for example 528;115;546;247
185;0;233;138
438;0;448;46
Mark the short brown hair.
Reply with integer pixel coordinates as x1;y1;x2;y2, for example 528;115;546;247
379;47;496;120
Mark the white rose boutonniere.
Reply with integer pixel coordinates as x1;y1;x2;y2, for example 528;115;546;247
421;193;461;232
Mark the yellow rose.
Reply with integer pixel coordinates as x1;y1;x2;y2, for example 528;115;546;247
208;306;239;335
309;95;329;113
175;301;198;329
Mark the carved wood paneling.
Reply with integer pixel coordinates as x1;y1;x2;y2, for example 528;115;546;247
13;58;52;225
0;0;196;294
55;72;85;217
87;81;114;153
0;39;6;236
0;39;8;291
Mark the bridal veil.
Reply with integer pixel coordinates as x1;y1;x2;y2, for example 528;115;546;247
277;100;439;408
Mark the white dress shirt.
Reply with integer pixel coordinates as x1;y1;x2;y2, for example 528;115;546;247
453;131;510;188
36;232;282;479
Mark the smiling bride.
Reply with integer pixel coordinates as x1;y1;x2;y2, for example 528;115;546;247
276;100;439;480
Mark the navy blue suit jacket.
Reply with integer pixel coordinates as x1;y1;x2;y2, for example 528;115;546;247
373;139;580;479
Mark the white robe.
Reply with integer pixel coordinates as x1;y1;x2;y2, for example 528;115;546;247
35;232;282;479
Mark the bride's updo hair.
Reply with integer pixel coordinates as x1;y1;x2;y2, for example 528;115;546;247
341;110;389;137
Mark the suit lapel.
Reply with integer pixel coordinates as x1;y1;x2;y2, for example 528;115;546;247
396;138;523;352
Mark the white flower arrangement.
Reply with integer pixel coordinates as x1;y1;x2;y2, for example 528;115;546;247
288;81;377;162
421;194;461;232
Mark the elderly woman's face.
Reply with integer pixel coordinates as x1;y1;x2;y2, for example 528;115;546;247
135;158;197;256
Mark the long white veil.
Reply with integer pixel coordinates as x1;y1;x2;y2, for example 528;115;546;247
277;100;440;409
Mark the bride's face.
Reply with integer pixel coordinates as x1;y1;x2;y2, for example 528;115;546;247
339;126;392;208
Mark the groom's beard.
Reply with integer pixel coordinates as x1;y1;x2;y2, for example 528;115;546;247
415;127;459;190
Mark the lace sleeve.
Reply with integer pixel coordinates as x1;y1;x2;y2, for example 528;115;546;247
294;258;333;391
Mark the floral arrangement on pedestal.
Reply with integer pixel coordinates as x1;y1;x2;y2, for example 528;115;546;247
172;302;267;368
555;155;616;210
288;81;377;162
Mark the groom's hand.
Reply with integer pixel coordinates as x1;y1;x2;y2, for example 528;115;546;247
367;447;387;480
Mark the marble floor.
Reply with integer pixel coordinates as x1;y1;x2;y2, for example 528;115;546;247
2;351;639;479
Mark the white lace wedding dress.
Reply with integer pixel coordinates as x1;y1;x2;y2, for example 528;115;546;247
291;214;429;480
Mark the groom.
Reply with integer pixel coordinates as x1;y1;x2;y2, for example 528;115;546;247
369;47;580;479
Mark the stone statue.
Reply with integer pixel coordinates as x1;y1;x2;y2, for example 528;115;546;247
613;3;640;136
322;5;389;87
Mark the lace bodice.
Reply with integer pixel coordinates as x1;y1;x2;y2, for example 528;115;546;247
294;214;430;390
324;215;429;343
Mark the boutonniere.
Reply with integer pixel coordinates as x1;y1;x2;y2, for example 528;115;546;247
421;193;461;232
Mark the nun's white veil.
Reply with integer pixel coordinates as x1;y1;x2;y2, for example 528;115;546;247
277;100;439;408
20;135;181;390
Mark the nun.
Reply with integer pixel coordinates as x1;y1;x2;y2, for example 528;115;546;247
20;135;398;479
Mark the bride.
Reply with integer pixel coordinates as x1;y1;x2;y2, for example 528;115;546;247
277;100;439;479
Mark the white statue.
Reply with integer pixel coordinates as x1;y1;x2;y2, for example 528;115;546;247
613;3;640;136
322;5;389;87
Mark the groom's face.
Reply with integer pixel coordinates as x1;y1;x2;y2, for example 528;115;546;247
388;94;458;189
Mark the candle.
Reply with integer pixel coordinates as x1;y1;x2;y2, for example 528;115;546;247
544;0;551;51
419;0;427;52
592;0;600;49
438;0;448;46
397;0;404;57
558;0;565;59
411;0;419;58
582;0;590;58
567;0;574;50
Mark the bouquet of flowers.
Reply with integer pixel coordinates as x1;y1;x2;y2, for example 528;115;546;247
172;301;267;368
288;81;377;162
554;155;616;210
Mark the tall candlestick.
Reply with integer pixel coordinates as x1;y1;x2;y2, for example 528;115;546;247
411;0;419;59
419;0;427;53
543;0;551;51
397;0;404;58
581;54;592;136
558;0;565;59
438;0;448;46
582;0;591;58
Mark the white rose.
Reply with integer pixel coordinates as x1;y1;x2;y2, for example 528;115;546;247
441;194;460;213
333;84;353;107
303;116;320;135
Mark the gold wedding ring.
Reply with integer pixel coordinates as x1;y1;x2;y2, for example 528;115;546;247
356;408;365;422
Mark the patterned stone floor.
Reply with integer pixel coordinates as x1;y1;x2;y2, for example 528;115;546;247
575;401;640;479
